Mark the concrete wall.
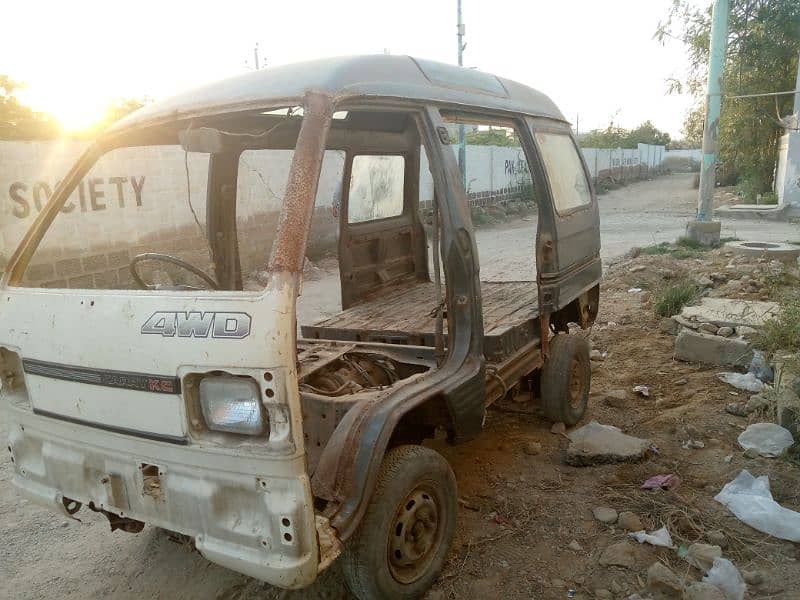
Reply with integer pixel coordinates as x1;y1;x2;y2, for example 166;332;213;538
1;139;675;284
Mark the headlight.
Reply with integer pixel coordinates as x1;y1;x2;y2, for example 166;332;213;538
199;376;267;435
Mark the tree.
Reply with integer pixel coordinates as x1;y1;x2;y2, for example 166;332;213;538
657;0;800;195
578;121;672;148
0;75;60;139
465;127;519;146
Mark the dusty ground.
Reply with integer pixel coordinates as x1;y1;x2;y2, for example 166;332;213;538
2;173;800;599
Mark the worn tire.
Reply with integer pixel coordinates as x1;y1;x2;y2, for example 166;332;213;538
340;445;457;600
541;334;591;426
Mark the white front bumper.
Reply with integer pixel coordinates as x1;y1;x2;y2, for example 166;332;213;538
6;405;320;589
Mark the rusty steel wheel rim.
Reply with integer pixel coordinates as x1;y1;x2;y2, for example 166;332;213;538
387;484;443;584
568;356;585;409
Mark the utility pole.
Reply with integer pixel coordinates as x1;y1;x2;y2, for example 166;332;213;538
457;0;467;187
687;0;729;246
254;43;260;70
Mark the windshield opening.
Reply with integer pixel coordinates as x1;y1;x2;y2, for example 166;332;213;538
11;110;344;292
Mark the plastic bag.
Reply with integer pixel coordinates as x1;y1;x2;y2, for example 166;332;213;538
737;423;794;457
702;557;746;600
717;372;765;393
714;470;800;542
628;527;673;548
748;350;773;383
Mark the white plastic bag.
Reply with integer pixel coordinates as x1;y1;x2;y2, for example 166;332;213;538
717;372;765;393
714;470;800;542
702;557;746;600
737;423;794;457
628;527;673;548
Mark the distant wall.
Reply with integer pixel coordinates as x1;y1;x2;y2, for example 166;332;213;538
1;140;680;281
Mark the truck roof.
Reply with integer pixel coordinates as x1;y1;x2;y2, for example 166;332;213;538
113;55;567;131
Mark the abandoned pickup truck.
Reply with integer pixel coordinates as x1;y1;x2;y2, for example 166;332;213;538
0;55;600;598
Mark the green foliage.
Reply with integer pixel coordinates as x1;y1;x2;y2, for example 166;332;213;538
657;0;800;191
465;128;519;146
676;236;702;250
654;280;700;317
641;243;672;255
759;298;800;356
579;120;671;149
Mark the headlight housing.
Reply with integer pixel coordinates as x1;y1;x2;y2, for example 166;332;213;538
199;376;267;436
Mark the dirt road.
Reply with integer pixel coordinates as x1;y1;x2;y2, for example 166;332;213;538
2;173;798;599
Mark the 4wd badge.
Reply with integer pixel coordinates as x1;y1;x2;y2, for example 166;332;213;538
141;311;252;339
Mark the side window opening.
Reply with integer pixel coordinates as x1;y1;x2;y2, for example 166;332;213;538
534;132;591;214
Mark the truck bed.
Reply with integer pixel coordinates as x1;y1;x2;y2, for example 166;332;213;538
301;280;540;363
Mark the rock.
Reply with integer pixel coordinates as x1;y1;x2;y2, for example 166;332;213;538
684;582;725;600
550;422;566;435
565;421;651;466
674;329;754;367
568;540;583;552
647;562;684;597
617;511;643;531
660;317;682;335
590;349;604;361
726;402;748;417
742;569;764;585
674;377;689;385
736;325;758;340
673;314;700;329
695;275;714;287
746;393;769;413
598;541;636;569
699;322;719;335
680;297;779;329
660;268;676;279
522;441;542;456
744;447;760;459
604;389;628;408
685;543;722;572
630;265;647;273
593;506;618;524
706;530;728;549
716;326;734;337
709;272;728;284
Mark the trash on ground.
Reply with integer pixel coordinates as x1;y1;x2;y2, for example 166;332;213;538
717;372;765;393
628;287;643;293
737;422;794;457
748;350;773;383
702;557;746;600
565;421;651;466
682;439;705;449
641;474;682;491
633;385;650;397
629;527;673;548
714;470;800;543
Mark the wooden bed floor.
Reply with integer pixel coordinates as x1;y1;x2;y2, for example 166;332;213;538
302;280;539;339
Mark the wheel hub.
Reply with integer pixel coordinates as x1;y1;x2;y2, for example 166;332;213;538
388;487;441;584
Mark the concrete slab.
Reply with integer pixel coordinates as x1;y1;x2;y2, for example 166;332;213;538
726;240;800;264
674;329;753;367
680;297;779;329
565;421;650;466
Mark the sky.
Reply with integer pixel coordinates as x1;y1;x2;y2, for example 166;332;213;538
2;0;708;137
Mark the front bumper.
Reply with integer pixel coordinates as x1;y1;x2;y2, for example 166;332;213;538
6;405;320;589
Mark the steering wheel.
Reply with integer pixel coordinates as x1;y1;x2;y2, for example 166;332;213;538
130;253;219;291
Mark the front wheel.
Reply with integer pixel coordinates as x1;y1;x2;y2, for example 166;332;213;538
541;333;591;425
340;445;457;599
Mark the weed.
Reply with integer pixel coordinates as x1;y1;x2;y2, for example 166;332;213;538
759;298;800;356
719;236;741;244
641;243;671;255
654;280;699;317
676;236;702;250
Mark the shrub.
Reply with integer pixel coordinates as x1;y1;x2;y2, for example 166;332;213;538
654;280;699;317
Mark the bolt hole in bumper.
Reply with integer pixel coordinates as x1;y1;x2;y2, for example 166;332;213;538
6;405;325;589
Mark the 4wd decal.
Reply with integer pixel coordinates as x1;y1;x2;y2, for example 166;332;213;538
141;312;252;339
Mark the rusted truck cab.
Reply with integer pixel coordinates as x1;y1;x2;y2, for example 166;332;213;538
1;56;600;598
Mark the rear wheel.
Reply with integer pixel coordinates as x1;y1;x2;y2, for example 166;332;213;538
541;334;590;425
340;445;457;600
